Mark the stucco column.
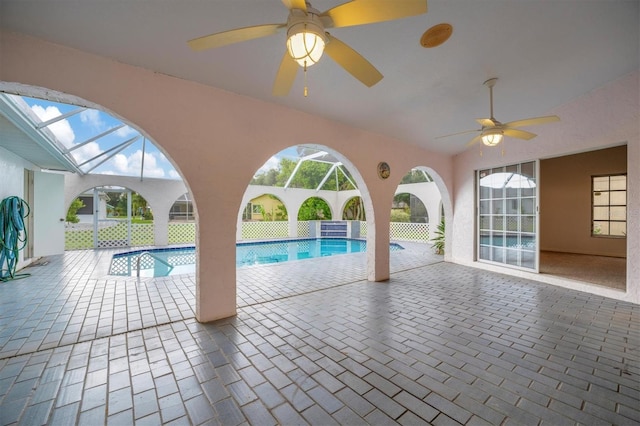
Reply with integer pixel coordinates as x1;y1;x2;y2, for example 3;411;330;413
154;216;169;246
288;218;297;238
367;208;391;282
196;219;237;322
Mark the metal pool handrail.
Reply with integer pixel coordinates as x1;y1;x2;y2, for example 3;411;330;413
136;251;174;277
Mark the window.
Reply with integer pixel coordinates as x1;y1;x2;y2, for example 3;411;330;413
252;204;262;214
592;174;626;237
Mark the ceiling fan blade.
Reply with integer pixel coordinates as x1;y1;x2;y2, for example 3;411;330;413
281;0;306;11
188;24;285;51
435;129;480;139
476;118;497;128
324;34;383;87
273;52;298;96
321;0;427;29
503;128;537;140
504;115;560;128
466;134;483;147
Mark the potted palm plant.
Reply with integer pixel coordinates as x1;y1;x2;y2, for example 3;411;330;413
431;218;445;255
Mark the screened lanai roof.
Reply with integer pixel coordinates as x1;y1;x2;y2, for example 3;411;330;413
253;145;433;192
283;148;357;191
0;93;179;179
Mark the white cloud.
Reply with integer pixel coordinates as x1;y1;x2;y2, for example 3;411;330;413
73;141;102;166
79;109;105;130
115;125;137;138
168;170;182;180
111;150;166;178
30;105;75;147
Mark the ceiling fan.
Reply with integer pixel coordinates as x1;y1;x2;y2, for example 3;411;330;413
437;77;560;147
188;0;427;96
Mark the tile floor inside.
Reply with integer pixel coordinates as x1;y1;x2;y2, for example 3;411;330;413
0;244;638;425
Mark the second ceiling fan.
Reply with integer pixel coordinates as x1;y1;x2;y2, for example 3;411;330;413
437;77;560;148
188;0;427;96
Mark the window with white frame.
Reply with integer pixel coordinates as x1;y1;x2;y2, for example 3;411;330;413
592;174;626;237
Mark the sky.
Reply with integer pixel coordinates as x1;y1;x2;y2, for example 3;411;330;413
22;95;183;179
19;95;307;179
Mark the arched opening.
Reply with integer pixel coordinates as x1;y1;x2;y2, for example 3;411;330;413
342;196;366;221
65;186;156;249
391;193;428;223
241;146;366;243
236;145;377;304
168;192;196;244
244;194;288;222
391;167;448;254
241;193;289;240
298;196;332;220
1;85;193;260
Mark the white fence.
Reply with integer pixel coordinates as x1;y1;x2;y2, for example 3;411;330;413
389;222;430;242
241;221;289;240
239;221;429;242
66;220;430;250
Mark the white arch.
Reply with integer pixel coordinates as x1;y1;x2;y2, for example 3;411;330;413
394;182;443;225
65;174;189;246
400;166;453;257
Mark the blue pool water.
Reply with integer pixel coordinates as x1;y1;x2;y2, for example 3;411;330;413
109;238;403;277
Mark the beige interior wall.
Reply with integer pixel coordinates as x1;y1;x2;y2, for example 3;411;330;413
540;145;627;257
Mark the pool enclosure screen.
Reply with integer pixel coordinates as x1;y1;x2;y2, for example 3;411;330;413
477;161;538;270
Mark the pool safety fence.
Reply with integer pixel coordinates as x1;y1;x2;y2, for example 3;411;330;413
65;220;429;250
241;221;289;240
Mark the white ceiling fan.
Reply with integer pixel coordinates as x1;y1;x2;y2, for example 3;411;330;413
437;77;560;147
188;0;427;96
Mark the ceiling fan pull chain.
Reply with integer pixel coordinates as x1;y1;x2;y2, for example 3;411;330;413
304;61;309;97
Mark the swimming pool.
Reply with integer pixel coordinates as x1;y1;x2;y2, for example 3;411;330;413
109;238;404;277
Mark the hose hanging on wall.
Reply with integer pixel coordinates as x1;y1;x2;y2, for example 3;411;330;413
0;196;31;282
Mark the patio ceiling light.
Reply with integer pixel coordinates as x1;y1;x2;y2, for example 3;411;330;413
481;128;504;147
286;15;327;67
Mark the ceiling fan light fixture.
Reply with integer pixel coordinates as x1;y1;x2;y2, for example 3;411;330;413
481;129;504;146
286;13;326;67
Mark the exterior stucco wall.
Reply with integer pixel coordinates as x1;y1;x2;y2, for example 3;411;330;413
452;71;639;304
1;31;453;321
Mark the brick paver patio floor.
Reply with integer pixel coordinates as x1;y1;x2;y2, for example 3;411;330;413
0;243;638;425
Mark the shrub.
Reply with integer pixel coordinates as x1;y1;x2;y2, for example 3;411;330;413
390;209;410;222
431;218;445;255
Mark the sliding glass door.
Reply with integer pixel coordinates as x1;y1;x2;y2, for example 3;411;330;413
477;161;538;271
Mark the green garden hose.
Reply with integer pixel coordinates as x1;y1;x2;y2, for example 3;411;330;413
0;196;31;282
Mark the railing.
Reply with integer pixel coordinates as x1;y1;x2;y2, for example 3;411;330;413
136;251;174;277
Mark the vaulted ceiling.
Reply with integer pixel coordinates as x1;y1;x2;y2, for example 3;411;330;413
1;0;638;155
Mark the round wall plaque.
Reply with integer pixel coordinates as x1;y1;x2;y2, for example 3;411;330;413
377;162;390;179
